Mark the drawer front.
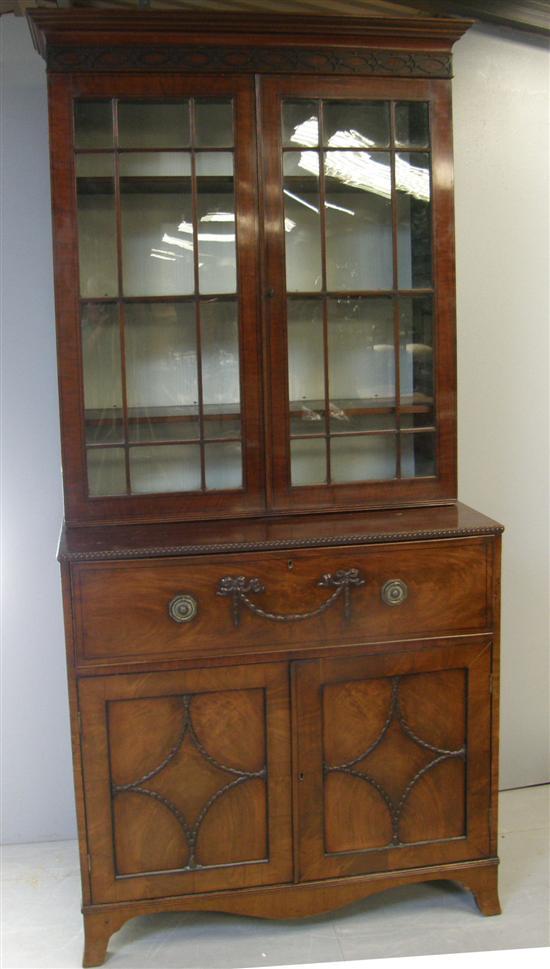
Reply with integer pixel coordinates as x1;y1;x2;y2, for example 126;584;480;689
72;538;492;664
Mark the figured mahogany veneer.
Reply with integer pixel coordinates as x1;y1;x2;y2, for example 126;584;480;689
29;9;503;967
72;538;492;666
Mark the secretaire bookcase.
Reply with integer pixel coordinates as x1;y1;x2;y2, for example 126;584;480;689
28;8;503;966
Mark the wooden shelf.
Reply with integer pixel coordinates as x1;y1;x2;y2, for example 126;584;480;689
290;395;433;417
77;175;234;195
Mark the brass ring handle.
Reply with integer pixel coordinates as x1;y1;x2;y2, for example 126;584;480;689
168;593;198;624
216;569;365;628
381;579;408;606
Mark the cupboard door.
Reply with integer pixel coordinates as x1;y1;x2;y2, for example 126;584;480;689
50;74;264;525
261;75;456;512
294;641;492;881
79;663;292;902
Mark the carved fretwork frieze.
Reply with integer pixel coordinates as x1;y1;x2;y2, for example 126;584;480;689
47;45;452;77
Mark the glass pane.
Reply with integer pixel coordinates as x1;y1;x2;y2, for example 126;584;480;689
400;296;433;421
76;155;117;298
288;300;325;434
76;154;115;178
397;152;432;289
282;101;319;147
283;152;322;292
129;444;201;494
118;101;190;148
291;438;327;486
328;298;394;430
395;102;430;149
196;153;236;294
205;442;242;490
119;152;191;177
331;434;396;483
121;165;193;296
87;447;126;497
401;431;436;478
74;101;113;149
332;411;395;433
125;302;198;443
195;99;233;148
201;300;240;437
323;101;390;148
325;151;392;290
81;304;123;445
195;153;233;176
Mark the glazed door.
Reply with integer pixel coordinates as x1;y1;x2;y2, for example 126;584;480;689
79;663;292;902
49;74;264;525
293;640;493;881
261;75;456;513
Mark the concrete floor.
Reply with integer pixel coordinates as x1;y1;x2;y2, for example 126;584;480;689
1;785;548;969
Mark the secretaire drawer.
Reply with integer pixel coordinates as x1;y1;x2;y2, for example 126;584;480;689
71;538;493;665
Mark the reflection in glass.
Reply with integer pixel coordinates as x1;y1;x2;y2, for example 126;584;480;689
282;101;319;147
195;99;233;147
325;151;393;290
401;431;436;478
82;304;123;445
323;101;390;148
74;101;113;149
400;296;433;420
129;444;201;494
201;300;240;432
205;442;242;490
288;300;324;430
283;152;322;292
118;101;190;148
291;438;327;486
397;152;432;289
87;447;126;497
196;153;236;294
76;154;116;178
119;152;191;177
395;102;430;148
77;155;117;298
125;302;198;443
328;298;394;422
121;175;193;296
331;434;396;483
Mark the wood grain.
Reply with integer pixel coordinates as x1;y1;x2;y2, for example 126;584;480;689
72;538;491;664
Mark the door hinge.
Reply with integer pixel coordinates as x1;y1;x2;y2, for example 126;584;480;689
489;674;494;695
77;710;83;738
87;853;92;874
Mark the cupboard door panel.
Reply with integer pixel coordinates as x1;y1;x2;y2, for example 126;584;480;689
294;641;492;881
79;663;292;902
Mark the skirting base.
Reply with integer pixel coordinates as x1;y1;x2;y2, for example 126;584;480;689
82;857;501;967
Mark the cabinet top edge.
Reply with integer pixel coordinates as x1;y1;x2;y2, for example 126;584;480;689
58;503;503;564
28;11;473;62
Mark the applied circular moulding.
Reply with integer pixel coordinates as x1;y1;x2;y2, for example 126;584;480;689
168;593;198;624
381;578;408;606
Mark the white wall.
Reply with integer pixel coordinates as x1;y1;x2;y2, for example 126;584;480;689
1;15;75;844
453;24;550;790
1;16;548;844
